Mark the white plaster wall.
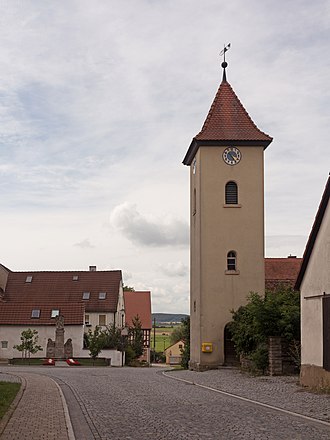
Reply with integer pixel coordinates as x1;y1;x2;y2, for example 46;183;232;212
301;202;330;366
84;312;115;331
74;347;123;366
0;325;84;359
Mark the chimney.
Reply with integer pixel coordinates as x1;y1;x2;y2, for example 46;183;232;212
89;266;97;272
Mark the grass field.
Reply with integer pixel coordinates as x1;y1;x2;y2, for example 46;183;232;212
0;382;21;419
150;326;177;352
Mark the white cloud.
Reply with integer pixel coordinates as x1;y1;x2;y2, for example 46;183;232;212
74;238;95;249
158;262;188;278
110;202;189;247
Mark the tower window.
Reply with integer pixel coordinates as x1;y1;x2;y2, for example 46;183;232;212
227;251;237;271
225;181;238;204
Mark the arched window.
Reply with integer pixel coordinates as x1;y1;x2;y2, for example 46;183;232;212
227;251;237;271
225;181;238;204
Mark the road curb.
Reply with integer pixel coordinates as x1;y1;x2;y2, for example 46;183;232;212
50;377;76;440
0;373;26;437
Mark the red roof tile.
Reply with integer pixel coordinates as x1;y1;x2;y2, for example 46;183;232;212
123;291;152;329
0;303;84;325
183;78;272;165
195;81;272;142
265;258;302;290
0;269;122;325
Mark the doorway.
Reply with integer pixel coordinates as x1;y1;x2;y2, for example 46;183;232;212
224;324;239;366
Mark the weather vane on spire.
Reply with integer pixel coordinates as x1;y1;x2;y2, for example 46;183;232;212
219;43;231;82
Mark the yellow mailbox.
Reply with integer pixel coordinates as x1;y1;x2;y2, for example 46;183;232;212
201;342;213;353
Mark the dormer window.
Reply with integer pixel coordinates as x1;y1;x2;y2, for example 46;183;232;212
51;309;60;318
83;292;90;300
99;292;106;300
31;309;40;318
26;276;33;283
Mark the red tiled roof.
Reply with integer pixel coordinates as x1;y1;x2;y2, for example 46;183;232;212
183;78;272;165
123;291;152;329
0;269;122;325
195;81;272;143
265;258;302;288
0;303;84;325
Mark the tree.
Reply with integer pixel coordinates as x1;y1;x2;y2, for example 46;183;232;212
170;324;185;344
14;329;42;362
127;315;144;360
103;323;122;349
229;287;300;370
85;326;106;363
180;316;190;369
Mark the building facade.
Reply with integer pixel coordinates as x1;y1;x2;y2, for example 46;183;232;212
295;176;330;389
0;264;124;364
183;63;272;370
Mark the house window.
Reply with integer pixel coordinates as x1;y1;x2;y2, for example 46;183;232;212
83;292;90;300
25;276;33;283
51;309;60;318
98;292;106;300
72;275;79;281
225;181;238;204
85;314;90;325
227;251;237;271
1;341;8;349
99;315;106;326
31;309;40;318
179;344;183;349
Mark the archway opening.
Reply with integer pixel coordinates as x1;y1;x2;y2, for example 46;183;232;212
224;324;239;366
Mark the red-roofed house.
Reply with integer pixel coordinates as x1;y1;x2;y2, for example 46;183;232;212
0;264;125;364
123;290;152;362
295;176;330;389
265;257;302;291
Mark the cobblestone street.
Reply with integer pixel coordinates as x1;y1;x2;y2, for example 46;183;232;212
1;366;330;439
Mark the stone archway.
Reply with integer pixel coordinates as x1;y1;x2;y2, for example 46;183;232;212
224;324;239;366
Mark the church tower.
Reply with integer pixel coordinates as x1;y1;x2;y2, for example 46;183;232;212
183;60;272;370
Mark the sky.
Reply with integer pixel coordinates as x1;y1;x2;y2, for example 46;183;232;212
0;0;329;314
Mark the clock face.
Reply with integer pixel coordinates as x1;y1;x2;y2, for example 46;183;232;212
223;147;241;165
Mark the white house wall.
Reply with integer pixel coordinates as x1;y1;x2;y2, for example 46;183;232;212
301;202;330;367
84;312;115;331
0;325;84;359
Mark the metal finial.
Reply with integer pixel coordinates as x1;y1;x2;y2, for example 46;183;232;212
219;43;230;82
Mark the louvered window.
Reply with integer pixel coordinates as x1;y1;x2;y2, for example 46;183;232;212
227;251;237;271
225;181;238;204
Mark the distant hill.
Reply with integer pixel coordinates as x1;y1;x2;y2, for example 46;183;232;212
152;313;188;324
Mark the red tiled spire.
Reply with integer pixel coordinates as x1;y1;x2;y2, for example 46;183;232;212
195;80;272;142
183;67;272;165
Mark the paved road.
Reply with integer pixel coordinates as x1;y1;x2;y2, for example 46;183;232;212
1;366;330;439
